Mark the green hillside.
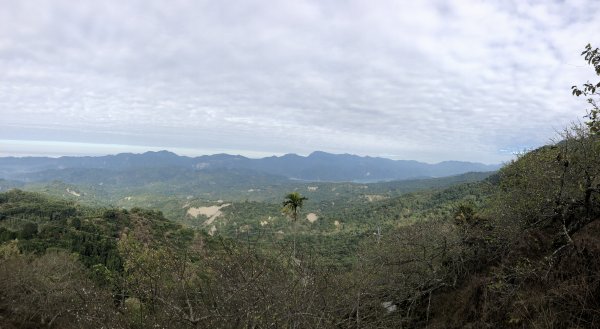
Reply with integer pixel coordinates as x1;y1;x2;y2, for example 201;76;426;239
1;124;598;328
18;171;493;227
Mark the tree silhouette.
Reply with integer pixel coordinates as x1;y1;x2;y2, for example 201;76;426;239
282;192;307;258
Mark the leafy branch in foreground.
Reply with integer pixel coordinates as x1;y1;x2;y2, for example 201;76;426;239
572;43;600;133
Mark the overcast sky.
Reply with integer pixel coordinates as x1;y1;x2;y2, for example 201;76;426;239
1;0;599;163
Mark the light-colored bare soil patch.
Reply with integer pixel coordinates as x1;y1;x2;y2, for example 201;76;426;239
306;213;319;223
307;186;318;191
365;194;388;202
66;188;80;197
186;204;231;226
208;225;217;236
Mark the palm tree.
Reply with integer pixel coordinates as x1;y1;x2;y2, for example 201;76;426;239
282;192;307;258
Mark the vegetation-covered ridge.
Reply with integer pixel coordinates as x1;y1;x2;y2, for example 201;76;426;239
1;122;599;328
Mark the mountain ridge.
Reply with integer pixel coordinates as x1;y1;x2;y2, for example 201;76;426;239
0;150;501;182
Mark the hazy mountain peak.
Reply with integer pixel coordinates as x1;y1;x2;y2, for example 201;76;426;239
144;150;178;156
0;151;500;183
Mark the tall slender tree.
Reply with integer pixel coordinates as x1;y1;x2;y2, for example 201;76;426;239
282;192;307;258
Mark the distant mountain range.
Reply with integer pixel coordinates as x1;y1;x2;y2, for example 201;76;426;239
0;150;501;183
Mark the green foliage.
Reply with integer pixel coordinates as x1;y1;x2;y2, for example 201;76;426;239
572;44;600;134
0;250;125;328
0;190;197;279
493;145;563;224
492;125;600;229
282;192;308;221
19;222;38;239
0;227;17;243
453;201;477;225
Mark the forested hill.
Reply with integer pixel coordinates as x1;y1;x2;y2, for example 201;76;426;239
0;125;598;328
0;150;500;182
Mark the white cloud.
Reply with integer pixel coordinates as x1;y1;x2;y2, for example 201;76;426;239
1;0;599;163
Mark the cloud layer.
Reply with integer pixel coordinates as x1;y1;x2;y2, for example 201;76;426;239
1;0;599;162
